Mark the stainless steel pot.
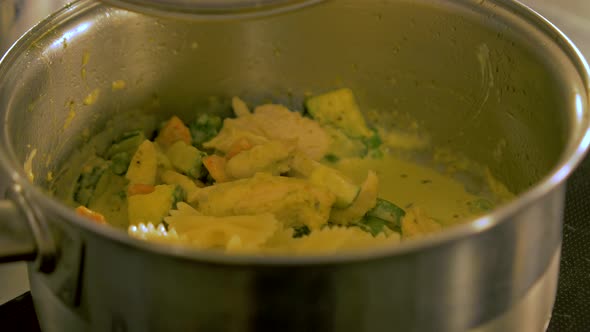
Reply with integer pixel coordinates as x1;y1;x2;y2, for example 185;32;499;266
0;0;71;55
0;0;589;331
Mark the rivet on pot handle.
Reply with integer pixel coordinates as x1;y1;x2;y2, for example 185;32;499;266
0;183;56;273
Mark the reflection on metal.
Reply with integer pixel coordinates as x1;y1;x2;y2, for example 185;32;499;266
101;0;324;19
49;21;91;51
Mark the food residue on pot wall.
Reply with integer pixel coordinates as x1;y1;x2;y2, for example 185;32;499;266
81;50;90;81
24;148;37;182
112;80;126;91
83;88;100;106
63;100;76;129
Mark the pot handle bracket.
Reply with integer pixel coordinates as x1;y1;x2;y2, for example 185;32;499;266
0;183;56;273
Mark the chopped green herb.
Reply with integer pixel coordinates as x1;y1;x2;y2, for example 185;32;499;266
323;154;340;163
363;129;382;150
293;225;311;238
467;198;493;214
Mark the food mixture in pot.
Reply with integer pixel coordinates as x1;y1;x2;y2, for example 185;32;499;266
58;88;512;254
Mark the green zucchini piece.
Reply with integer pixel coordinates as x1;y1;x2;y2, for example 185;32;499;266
106;130;146;159
111;152;131;176
88;168;129;228
356;216;392;236
366;198;406;231
166;141;207;179
74;157;110;206
324;126;368;159
305;88;372;138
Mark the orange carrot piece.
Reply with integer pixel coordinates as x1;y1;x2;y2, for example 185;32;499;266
226;138;253;160
203;155;229;183
76;206;107;225
127;184;156;196
155;116;192;148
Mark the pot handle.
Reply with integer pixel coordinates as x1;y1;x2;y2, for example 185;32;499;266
0;183;56;272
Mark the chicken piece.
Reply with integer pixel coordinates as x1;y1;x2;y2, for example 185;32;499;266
204;104;332;160
232;97;251;117
190;173;335;229
226;138;254;160
203;127;269;154
225;140;296;180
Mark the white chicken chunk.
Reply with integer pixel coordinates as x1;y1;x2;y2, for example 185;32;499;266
225;140;297;179
204;103;332;160
190;173;336;229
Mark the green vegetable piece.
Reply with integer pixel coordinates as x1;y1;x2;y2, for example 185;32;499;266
467;198;494;214
324;126;368;159
111;152;131;176
293;225;311;238
166;141;207;179
305;88;372;138
323;154;340;163
189;114;223;147
172;185;186;208
106;130;146;159
88;169;129;229
74;157;110;206
366;198;406;231
363;129;382;150
356;216;392;236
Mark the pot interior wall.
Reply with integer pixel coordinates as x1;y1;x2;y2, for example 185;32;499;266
0;0;585;195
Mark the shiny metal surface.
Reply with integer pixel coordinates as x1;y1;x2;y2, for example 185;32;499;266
0;0;588;331
0;0;70;305
0;0;70;54
102;0;323;18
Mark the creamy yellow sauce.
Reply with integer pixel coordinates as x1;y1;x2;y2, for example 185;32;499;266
334;155;481;226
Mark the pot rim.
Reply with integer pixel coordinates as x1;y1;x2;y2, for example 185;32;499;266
1;0;589;266
101;0;324;20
